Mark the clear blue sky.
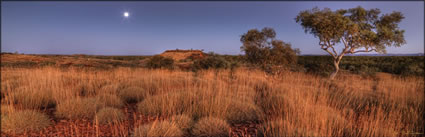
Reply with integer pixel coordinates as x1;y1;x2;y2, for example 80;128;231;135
2;1;423;55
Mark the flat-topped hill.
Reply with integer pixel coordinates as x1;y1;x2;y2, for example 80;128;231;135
159;49;206;61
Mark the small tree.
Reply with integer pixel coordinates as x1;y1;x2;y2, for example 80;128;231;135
240;27;299;68
295;6;405;79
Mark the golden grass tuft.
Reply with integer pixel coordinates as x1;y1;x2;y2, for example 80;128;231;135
118;86;148;103
137;91;198;117
5;88;56;109
168;114;194;131
55;97;100;119
257;119;318;137
95;107;126;125
1;110;51;134
1;104;15;116
192;117;231;137
132;120;184;137
96;93;124;108
0;66;423;137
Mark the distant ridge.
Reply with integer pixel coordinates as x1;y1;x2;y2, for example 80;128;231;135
301;53;424;56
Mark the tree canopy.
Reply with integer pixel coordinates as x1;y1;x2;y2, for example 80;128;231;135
240;27;299;67
295;6;406;78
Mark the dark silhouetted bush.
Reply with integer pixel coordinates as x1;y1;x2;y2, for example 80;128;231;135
146;55;174;69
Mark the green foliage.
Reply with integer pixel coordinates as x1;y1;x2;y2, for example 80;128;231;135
298;56;424;76
95;107;126;125
295;6;406;78
192;53;231;70
295;6;405;54
1;110;51;134
146;55;174;69
240;27;299;67
192;117;231;137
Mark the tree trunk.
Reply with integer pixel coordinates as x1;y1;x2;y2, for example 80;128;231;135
330;59;340;79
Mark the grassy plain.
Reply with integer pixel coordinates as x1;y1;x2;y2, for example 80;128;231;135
0;54;424;136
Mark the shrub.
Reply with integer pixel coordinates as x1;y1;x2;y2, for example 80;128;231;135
55;97;101;119
118;86;148;103
192;53;230;70
96;93;124;108
95;107;126;125
240;28;298;67
1;110;51;134
132;120;184;137
168;114;194;131
146;55;174;69
192;117;230;137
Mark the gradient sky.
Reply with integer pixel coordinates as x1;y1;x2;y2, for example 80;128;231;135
2;1;424;55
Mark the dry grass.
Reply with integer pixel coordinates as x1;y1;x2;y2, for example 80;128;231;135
132;120;184;137
168;114;194;131
0;66;423;136
1;110;51;134
96;93;124;108
55;97;101;119
95;107;126;125
192;116;231;137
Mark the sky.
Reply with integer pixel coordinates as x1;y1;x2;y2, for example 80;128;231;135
1;1;424;55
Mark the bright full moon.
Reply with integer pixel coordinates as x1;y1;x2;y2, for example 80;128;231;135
123;12;129;18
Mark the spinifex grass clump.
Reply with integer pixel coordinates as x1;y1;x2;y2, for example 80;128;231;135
118;86;149;103
1;110;51;134
137;91;198;117
55;97;100;119
132;120;184;137
257;119;318;137
167;114;194;132
6;89;56;109
1;104;15;116
95;107;126;125
96;93;124;108
192;117;230;137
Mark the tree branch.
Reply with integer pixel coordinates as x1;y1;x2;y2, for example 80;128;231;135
350;48;377;54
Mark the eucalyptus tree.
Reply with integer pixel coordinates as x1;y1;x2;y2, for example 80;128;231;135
240;27;299;68
295;6;406;79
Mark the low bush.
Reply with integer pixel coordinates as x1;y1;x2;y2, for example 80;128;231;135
132;120;184;137
1;110;51;134
95;107;126;125
55;97;101;119
96;93;124;108
192;117;230;137
146;55;174;69
192;54;230;70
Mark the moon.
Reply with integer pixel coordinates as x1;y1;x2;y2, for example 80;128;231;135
123;12;129;18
